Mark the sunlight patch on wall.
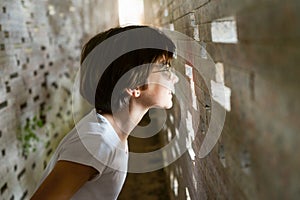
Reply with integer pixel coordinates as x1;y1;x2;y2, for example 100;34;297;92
211;16;238;43
118;0;144;26
211;62;231;111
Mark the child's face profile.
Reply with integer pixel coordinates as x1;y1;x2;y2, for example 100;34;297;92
137;56;179;109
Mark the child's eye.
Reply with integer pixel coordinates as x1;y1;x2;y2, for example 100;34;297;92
163;63;171;69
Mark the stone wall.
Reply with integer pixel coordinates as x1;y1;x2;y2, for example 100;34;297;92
0;0;118;199
144;0;300;199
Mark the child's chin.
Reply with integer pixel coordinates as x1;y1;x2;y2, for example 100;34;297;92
154;102;173;109
165;103;173;109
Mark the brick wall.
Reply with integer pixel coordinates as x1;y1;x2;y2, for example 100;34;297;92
0;0;118;199
145;0;300;199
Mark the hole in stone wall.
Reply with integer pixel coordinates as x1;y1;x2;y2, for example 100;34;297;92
0;24;2;31
20;102;27;110
0;130;2;137
41;81;47;88
33;70;37;76
1;182;7;195
21;37;25;43
2;7;6;13
31;162;36;170
40;102;45;111
17;168;26;180
64;72;70;78
56;112;62;118
33;95;39;102
14;165;17;171
10;72;18;79
20;190;28;200
6;86;10;93
51;82;58;89
62;87;71;95
0;101;8;110
46;149;52;157
4;31;9;38
43;160;47;169
0;44;5;50
39;64;45;69
2;149;5;156
10;195;14;200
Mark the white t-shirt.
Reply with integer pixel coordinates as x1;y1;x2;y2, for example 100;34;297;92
36;109;128;200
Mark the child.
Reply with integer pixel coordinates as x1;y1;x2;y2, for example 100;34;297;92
31;25;178;200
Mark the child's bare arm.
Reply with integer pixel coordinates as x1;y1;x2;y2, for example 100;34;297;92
31;160;98;200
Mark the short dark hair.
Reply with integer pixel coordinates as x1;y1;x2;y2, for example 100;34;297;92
80;25;175;114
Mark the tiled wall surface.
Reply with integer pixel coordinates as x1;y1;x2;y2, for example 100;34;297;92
0;0;118;199
145;0;300;199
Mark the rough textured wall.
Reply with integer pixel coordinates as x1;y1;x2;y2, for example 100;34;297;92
145;0;300;199
0;0;118;199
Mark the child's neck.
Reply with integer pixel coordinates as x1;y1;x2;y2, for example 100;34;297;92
103;106;148;142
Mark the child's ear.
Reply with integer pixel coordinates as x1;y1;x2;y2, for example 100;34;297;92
125;88;140;98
